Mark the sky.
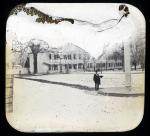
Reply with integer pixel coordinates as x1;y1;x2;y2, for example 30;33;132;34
6;3;145;58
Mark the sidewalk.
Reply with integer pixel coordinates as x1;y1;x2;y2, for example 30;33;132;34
97;87;144;97
15;76;144;97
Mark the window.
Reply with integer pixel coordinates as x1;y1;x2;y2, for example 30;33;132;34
57;54;60;59
69;64;72;69
73;54;76;59
79;54;82;59
90;63;93;68
51;65;54;70
54;54;57;60
65;64;68;69
54;54;59;60
68;54;72;60
64;55;67;59
78;63;82;69
49;65;51;70
49;54;51;60
73;64;77;69
54;64;58;70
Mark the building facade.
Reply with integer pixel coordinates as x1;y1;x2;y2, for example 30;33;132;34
29;43;90;74
86;52;123;72
11;42;124;74
96;53;123;71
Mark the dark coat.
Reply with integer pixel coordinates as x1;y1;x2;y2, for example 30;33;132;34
93;74;103;84
93;74;100;84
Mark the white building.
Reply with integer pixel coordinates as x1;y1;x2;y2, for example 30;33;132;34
96;52;123;71
86;51;123;72
29;43;90;74
10;42;124;75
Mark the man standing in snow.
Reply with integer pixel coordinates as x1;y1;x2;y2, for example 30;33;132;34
93;70;103;90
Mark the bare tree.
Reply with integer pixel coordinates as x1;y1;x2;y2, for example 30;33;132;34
130;36;145;71
12;39;49;74
131;43;138;70
83;52;90;71
11;40;29;67
113;42;124;71
10;4;132;73
28;39;49;73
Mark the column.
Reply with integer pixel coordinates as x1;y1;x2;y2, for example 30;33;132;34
124;41;131;88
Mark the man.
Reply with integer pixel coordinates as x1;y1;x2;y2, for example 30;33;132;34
93;70;103;90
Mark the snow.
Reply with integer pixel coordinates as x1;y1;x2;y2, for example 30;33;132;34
20;71;144;92
6;72;144;132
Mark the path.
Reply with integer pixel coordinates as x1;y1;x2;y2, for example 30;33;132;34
16;76;144;97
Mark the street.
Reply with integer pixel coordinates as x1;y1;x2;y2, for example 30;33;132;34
6;71;144;132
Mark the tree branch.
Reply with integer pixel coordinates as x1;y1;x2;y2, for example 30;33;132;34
10;4;130;33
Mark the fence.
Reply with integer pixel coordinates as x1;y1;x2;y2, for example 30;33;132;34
5;74;14;113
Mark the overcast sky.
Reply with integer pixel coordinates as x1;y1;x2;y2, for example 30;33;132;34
6;3;145;58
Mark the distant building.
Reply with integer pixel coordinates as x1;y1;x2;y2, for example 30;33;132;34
86;57;96;71
10;42;124;75
96;52;123;71
29;43;90;74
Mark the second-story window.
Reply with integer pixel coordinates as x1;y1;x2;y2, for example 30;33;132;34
54;55;57;60
68;54;72;60
54;54;59;60
63;55;66;59
49;54;51;60
79;54;82;59
57;54;60;59
73;54;76;59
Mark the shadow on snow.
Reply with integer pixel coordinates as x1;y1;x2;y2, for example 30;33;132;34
15;76;144;97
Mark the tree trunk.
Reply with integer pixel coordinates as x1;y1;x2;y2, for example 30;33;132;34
134;63;136;70
33;53;38;74
122;56;125;72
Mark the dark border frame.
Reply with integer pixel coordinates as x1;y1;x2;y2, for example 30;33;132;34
1;0;149;135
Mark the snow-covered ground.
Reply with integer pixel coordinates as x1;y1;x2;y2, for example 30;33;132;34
22;71;144;93
6;72;144;132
